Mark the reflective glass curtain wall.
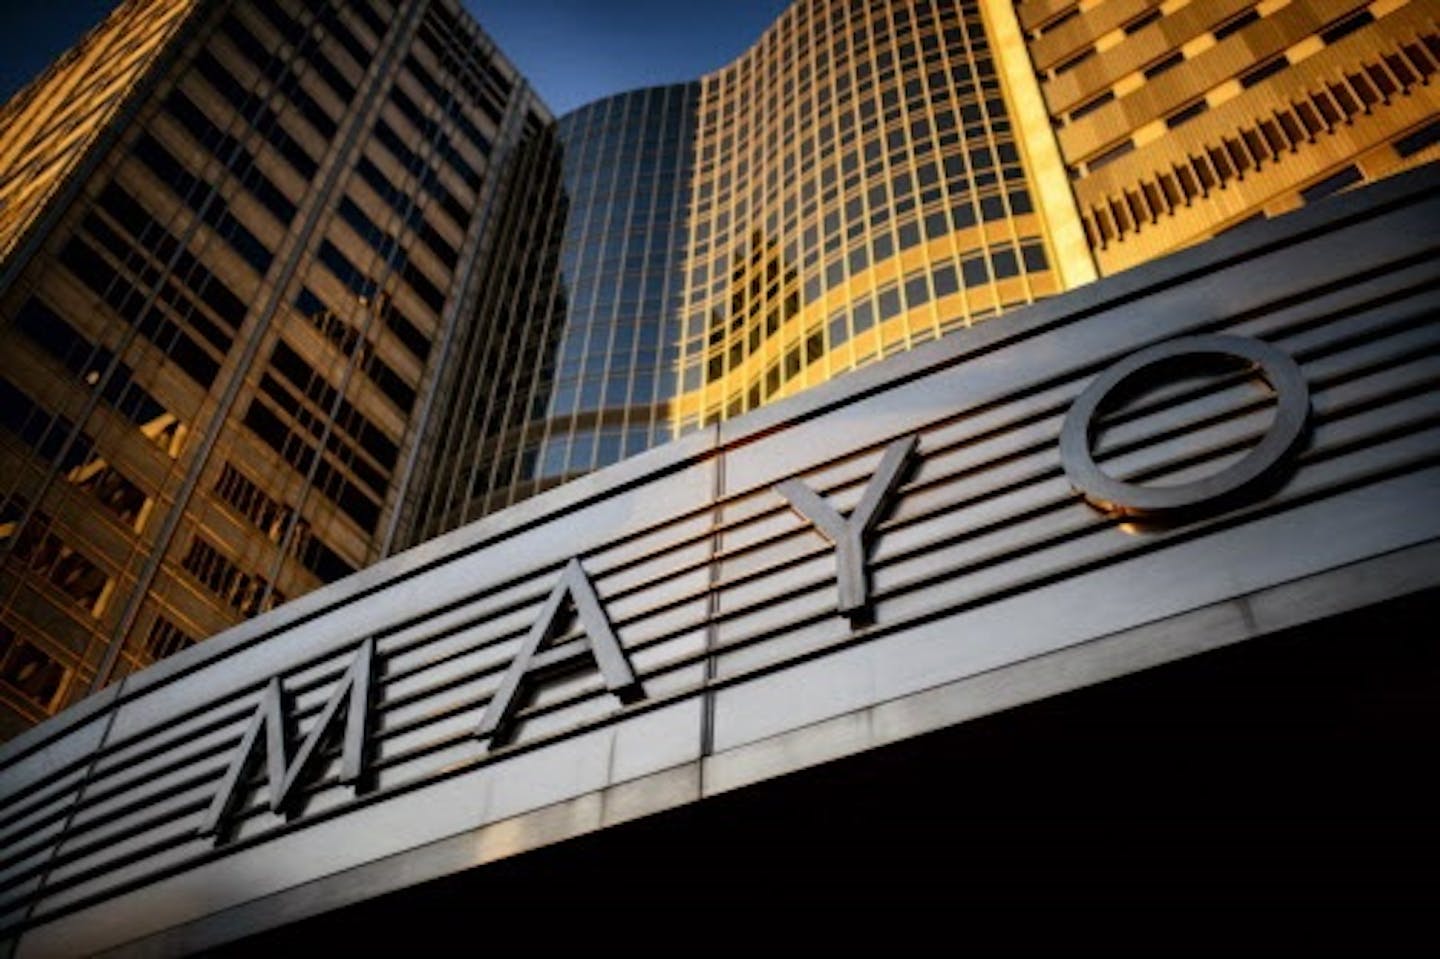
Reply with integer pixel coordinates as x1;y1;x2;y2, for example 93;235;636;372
397;84;697;540
672;0;1084;430
401;0;1094;532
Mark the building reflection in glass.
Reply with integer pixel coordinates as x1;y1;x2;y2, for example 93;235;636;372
402;84;697;538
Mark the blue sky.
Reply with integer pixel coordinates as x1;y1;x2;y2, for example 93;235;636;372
0;1;792;114
0;1;115;102
464;0;790;115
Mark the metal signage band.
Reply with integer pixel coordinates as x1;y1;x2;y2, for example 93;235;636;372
197;334;1311;840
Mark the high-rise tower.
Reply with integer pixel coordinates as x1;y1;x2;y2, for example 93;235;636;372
400;0;1103;537
0;0;543;736
1011;0;1440;274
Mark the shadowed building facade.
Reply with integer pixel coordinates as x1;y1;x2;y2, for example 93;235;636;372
0;0;545;737
398;84;699;537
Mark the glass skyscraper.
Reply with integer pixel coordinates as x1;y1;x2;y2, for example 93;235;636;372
1;0;1435;739
400;83;698;537
404;0;1102;538
671;0;1095;429
0;0;547;737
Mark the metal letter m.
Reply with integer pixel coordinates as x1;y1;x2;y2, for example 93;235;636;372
198;638;374;838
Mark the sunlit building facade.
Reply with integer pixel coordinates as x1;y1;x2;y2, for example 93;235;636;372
0;0;543;736
0;0;195;268
1014;0;1440;274
671;0;1097;428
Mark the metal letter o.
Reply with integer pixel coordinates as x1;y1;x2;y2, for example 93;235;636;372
1059;334;1310;516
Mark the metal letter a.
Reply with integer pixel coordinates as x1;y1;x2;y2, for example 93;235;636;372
476;558;641;747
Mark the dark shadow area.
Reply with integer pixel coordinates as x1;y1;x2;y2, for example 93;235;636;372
210;587;1439;957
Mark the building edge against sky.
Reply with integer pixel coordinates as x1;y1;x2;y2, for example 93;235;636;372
0;0;1437;739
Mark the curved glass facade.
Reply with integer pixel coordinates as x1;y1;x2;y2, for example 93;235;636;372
403;84;696;539
541;85;698;482
673;0;1079;429
402;0;1095;539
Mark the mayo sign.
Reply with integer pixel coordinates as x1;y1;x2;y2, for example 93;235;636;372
198;334;1311;840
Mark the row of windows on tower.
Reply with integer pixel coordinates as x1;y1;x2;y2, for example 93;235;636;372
0;610;194;718
0;0;188;260
695;79;1013;214
212;463;355;584
0;302;357;611
353;156;459;271
703;0;970;94
0;487;112;621
1057;2;1388;164
688;70;1019;286
561;108;691;157
13;299;172;445
331;197;448;315
0;393;358;656
196;0;492;328
242;399;382;534
48;0;531;553
1078;34;1440;250
417;2;513;127
62;173;427;492
387;83;483;191
4;450;321;640
220;5;352;124
684;237;1048;394
0;620;69;713
699;7;990;131
698;19;1002;162
293;287;417;413
189;48;320;180
0;380;154;550
42;89;440;547
680;173;1032;329
237;0;376;105
371;120;474;231
107;107;468;418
